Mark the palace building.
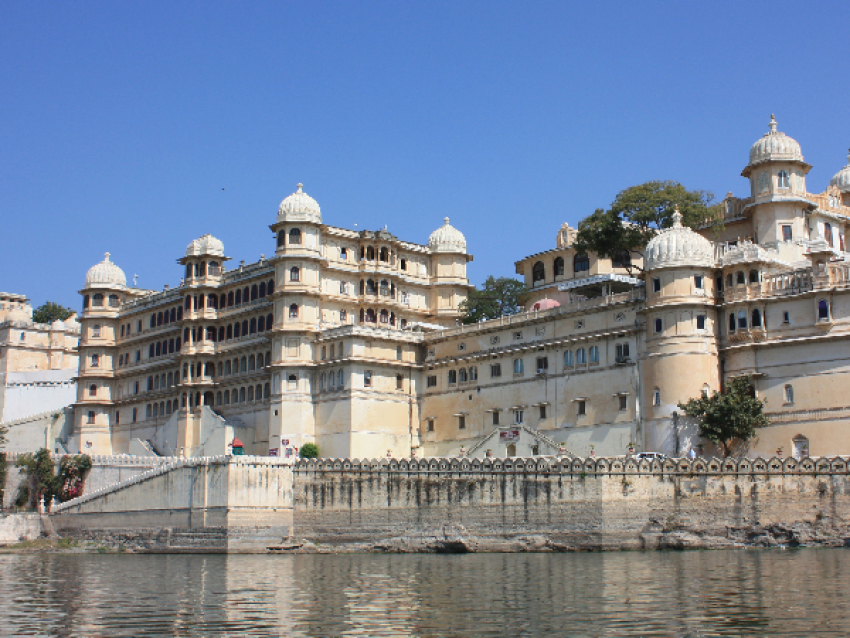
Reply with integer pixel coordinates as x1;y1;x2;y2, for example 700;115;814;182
71;116;850;459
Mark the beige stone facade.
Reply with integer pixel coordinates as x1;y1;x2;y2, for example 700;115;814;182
70;117;850;460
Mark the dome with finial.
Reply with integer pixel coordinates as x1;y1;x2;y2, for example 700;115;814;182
645;208;714;270
185;233;224;257
84;252;127;289
278;183;321;223
747;114;804;167
428;217;467;253
830;149;850;193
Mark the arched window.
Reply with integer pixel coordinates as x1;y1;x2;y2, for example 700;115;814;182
513;358;524;374
380;247;389;262
469;366;477;381
146;405;152;418
108;294;119;308
234;322;241;338
738;310;747;329
259;282;266;298
359;280;365;295
247;386;254;401
400;258;407;270
235;289;242;305
784;384;794;404
277;231;285;247
84;295;90;309
89;384;97;397
380;309;389;323
256;384;263;399
576;348;586;364
589;345;599;363
219;294;226;309
340;309;347;323
267;279;274;294
729;312;736;332
241;320;248;335
702;384;710;398
574;254;589;273
818;299;830;321
777;170;790;189
751;308;762;328
389;312;396;326
367;279;377;295
218;326;224;342
250;318;257;334
228;291;234;306
448;370;457;384
825;223;834;247
239;387;246;402
554;257;565;276
612;252;631;269
150;314;156;329
248;355;256;371
258;316;265;332
653;388;661;406
93;293;104;307
224;324;232;340
366;309;376;323
367;246;375;260
564;350;573;367
336;372;342;388
459;368;468;383
147;376;154;391
749;269;759;284
532;261;545;283
380;280;389;296
736;271;745;285
266;313;273;329
257;353;264;368
149;344;155;358
155;342;161;356
224;360;231;375
251;284;258;300
289;228;302;244
240;356;247;373
289;304;299;319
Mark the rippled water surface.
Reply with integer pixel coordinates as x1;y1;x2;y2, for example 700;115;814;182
1;549;849;636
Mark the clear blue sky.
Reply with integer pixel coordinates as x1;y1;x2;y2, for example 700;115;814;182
2;1;848;310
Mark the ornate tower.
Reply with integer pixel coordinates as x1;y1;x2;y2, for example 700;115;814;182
830;149;850;208
74;253;127;454
268;184;323;455
641;210;720;455
427;218;473;325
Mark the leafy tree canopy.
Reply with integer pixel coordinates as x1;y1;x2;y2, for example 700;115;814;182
573;180;720;272
678;376;769;457
300;443;319;459
33;301;74;324
459;276;527;324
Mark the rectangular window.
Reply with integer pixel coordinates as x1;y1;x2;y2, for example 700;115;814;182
396;374;403;390
782;225;793;242
654;318;662;333
396;346;402;360
576;400;586;416
536;357;548;373
539;405;547;419
513;331;522;341
87;411;95;424
652;278;661;293
616;343;630;359
92;325;101;337
514;410;524;424
427;375;437;388
783;311;790;323
427;419;434;432
364;370;372;387
619;395;628;411
696;315;706;330
694;275;703;289
490;363;501;378
492;411;500;425
458;415;466;429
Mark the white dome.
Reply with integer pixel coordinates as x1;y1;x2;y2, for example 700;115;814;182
428;217;467;254
748;115;804;166
645;209;714;270
85;252;127;289
5;305;31;326
186;234;224;257
50;319;65;330
830;150;850;193
278;183;321;223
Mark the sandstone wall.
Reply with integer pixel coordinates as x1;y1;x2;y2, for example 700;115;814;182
291;455;850;551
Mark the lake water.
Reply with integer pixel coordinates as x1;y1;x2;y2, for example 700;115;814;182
1;549;849;637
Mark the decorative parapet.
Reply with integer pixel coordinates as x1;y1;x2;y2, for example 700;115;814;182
50;455;294;513
292;455;849;476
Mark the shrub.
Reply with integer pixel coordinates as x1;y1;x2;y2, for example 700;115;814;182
300;443;319;459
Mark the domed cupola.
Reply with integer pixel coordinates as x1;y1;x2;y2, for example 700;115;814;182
5;304;32;327
186;233;224;257
84;252;127;290
830;149;850;193
277;183;321;224
428;217;467;254
743;115;807;177
645;208;714;271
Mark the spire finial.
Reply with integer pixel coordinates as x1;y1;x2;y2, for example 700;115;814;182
296;183;303;193
769;114;778;133
444;217;450;225
104;252;111;261
671;205;683;228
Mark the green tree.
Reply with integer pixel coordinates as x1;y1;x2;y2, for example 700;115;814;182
678;377;769;457
300;443;319;459
32;301;74;324
458;276;527;324
573;181;721;273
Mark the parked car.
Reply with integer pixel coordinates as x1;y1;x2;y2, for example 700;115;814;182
636;452;667;461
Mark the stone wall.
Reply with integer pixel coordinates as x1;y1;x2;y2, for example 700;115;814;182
291;455;850;552
50;456;293;552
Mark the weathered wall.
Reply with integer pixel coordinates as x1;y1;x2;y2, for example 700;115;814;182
291;456;850;552
50;456;293;552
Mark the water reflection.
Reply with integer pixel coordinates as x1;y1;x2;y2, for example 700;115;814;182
0;549;849;636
